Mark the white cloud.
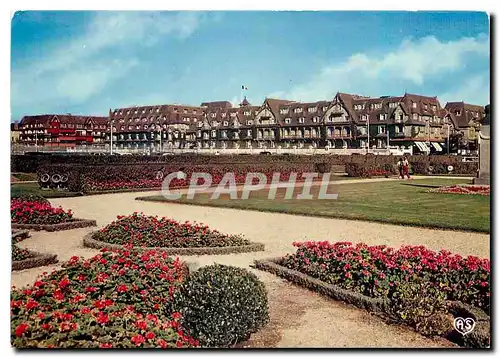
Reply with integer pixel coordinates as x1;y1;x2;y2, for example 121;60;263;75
271;34;489;103
439;74;490;106
11;12;212;115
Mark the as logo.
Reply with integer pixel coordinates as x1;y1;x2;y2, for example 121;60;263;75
453;317;476;336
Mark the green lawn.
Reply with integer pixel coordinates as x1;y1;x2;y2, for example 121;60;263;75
138;178;490;233
11;182;83;199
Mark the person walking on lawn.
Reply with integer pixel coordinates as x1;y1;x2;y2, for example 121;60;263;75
397;158;404;179
402;155;411;180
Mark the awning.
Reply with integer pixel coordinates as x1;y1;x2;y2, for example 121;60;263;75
431;142;443;151
414;141;429;152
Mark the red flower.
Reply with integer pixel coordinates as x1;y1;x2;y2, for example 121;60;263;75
145;332;155;340
58;278;70;289
157;338;168;348
96;313;109;325
52;290;64;301
99;343;113;348
131;334;145;346
172;312;182;320
15;323;29;337
135;320;148;330
116;284;128;293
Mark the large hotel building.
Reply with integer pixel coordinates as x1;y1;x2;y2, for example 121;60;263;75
16;92;485;153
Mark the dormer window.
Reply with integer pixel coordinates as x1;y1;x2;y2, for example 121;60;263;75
128;126;133;130
389;102;397;108
221;113;227;118
361;115;367;121
308;107;317;113
432;105;437;111
379;114;385;121
412;102;417;109
142;118;147;122
198;122;203;127
312;117;319;123
156;108;160;113
285;118;291;124
127;110;130;114
193;110;197;114
230;113;236;118
323;106;328;111
134;110;138;114
424;104;428;110
244;111;250;116
210;113;216;118
280;108;289;114
413;113;418;120
135;118;140;122
294;108;303;114
183;109;188;114
142;109;145;114
223;121;229;126
298;117;305;124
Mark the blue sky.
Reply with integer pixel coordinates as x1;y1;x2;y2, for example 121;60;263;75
11;11;490;121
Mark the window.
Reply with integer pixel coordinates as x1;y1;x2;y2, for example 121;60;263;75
354;104;363;110
142;109;146;114
379;114;385;121
308;107;317;113
395;126;400;133
230;113;236;118
198;122;203;127
135;118;140;122
432;105;437;111
247;130;252;136
412;102;417;108
210;113;216;118
156;108;160;113
298;117;305;124
244;111;251;116
378;126;386;134
280;108;289;114
294;107;303;114
413;113;418;120
323;106;329;111
361;115;367;121
143;125;148;130
247;120;252;125
193;110;197;114
128;126;133;130
127;110;130;114
221;113;226;118
183;109;188;114
285;118;291;124
223;121;229;126
312;117;319;123
211;130;216;137
142;118;147;122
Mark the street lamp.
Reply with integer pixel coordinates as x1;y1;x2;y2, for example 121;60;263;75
109;120;115;155
447;123;450;155
366;116;370;154
156;122;162;153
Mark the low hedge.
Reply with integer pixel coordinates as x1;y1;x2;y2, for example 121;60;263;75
12;249;58;271
83;234;265;256
347;161;477;177
12;218;97;232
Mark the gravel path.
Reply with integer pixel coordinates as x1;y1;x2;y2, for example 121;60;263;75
11;185;488;348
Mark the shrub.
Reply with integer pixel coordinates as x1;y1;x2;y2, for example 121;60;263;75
173;264;269;347
11;199;74;225
92;213;250;248
389;279;449;336
11;249;198;348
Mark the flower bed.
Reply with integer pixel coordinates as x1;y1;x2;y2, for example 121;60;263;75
11;249;199;348
428;185;490;196
11;199;74;225
274;241;489;313
85;213;264;255
11;199;97;231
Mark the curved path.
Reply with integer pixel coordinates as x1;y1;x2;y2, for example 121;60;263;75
12;187;488;348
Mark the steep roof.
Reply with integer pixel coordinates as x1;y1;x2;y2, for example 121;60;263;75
444;102;485;128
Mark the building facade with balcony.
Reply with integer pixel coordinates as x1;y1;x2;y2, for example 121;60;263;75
104;93;484;153
17;115;108;148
